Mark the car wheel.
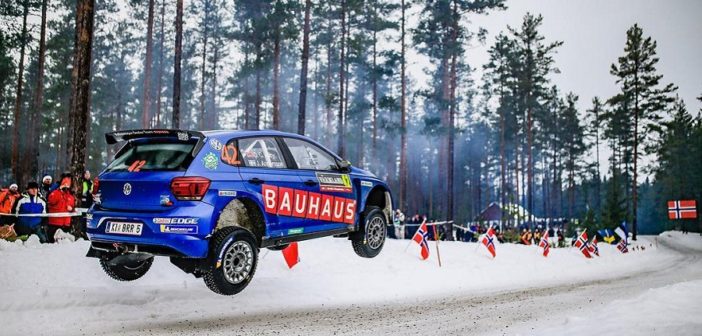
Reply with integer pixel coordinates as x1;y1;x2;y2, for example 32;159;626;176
203;227;258;296
99;256;153;281
351;206;386;258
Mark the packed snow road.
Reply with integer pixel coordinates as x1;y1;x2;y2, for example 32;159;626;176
1;232;700;335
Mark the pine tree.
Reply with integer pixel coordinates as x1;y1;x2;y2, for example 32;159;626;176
587;96;604;214
297;0;311;135
172;0;183;128
610;24;677;240
67;0;96;179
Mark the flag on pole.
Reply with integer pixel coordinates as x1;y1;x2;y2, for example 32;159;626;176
667;200;697;219
411;221;430;260
588;236;600;256
481;227;497;258
282;242;300;269
539;229;550;257
574;231;592;258
615;222;628;254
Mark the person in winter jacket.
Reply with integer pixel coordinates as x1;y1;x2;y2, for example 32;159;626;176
40;175;53;200
13;182;47;242
46;177;76;243
79;170;94;208
0;184;21;225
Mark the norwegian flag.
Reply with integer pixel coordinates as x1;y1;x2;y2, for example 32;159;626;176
539;230;550;257
616;222;629;254
481;227;497;258
588;236;600;257
411;221;430;260
667;200;697;219
617;239;628;253
574;231;592;258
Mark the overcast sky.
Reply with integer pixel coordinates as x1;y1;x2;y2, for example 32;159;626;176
463;0;702;113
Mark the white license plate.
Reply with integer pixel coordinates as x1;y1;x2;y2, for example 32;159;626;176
106;221;143;236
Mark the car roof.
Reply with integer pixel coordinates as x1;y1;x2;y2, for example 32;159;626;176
202;129;315;141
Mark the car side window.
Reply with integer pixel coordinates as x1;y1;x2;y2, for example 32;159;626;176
238;137;287;169
283;138;338;171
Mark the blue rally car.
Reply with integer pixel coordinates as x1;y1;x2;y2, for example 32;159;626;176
86;129;392;295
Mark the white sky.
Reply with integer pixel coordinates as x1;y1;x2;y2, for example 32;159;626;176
464;0;702;113
404;0;702;180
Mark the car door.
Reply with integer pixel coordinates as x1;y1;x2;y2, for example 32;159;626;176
236;136;304;238
280;137;357;234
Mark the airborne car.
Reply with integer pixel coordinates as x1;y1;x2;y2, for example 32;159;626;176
86;129;392;295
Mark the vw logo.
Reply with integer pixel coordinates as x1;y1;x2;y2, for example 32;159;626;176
123;183;132;196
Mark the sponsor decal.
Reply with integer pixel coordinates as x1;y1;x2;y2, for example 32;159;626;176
262;184;356;224
123;183;132;196
360;180;373;188
218;190;237;197
160;224;198;234
316;172;353;193
216;236;235;268
160;195;173;206
288;228;304;235
209;139;223;151
177;132;189;141
152;217;199;225
202;152;219;170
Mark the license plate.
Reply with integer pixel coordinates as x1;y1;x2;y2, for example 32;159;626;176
105;221;143;236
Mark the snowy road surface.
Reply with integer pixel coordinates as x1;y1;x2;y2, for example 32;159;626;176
1;231;700;335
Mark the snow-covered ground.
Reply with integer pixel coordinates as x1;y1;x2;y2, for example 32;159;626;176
0;231;699;335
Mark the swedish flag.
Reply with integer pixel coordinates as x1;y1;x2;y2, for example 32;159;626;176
598;229;616;244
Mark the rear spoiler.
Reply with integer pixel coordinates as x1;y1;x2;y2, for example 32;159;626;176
106;129;207;154
106;129;205;144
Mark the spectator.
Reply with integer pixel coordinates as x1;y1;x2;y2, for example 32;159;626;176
79;170;94;209
47;177;77;243
0;184;21;226
556;229;564;247
13;182;47;242
40;175;53;200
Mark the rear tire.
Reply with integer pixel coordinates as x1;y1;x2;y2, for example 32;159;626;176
203;227;258;296
351;206;387;258
100;256;153;281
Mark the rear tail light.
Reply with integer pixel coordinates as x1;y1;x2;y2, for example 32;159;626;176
170;176;211;201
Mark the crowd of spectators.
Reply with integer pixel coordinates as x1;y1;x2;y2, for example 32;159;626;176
0;170;96;243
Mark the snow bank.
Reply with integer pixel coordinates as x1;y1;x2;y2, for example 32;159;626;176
658;230;702;252
538;279;702;336
0;235;679;335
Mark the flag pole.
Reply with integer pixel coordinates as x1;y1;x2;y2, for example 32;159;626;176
432;220;442;267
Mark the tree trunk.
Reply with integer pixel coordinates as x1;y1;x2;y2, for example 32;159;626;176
371;19;378;153
272;32;281;130
527;104;534;224
27;0;48;184
337;0;346;157
155;0;165;128
399;0;408;212
255;50;262;130
68;0;96;180
210;21;219;130
172;0;183;129
12;0;29;186
297;0;311;135
445;0;458;238
198;5;209;130
142;0;155;128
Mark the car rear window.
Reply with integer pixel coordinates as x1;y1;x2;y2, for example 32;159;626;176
106;140;196;172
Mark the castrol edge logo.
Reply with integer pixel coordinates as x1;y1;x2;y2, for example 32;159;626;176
262;184;356;224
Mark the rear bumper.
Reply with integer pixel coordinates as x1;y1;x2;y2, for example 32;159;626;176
86;204;215;258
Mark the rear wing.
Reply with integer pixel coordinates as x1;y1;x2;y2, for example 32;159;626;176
106;129;205;144
106;129;207;154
